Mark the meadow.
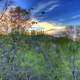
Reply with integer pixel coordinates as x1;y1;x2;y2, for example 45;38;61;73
0;32;80;80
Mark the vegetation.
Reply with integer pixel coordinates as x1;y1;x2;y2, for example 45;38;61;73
0;0;80;80
0;32;80;80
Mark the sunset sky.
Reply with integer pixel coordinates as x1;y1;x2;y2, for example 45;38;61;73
0;0;80;25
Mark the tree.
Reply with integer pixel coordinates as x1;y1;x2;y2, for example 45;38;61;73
11;6;31;33
0;0;14;19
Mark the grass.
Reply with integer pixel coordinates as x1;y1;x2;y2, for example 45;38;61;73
0;32;80;80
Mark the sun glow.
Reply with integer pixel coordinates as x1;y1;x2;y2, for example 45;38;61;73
32;22;66;35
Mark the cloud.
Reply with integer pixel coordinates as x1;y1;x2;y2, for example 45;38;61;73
72;15;80;19
32;0;58;15
45;4;59;12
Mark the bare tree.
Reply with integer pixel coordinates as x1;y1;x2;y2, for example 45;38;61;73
0;0;9;19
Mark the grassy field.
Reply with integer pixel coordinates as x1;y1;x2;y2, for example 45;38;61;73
0;33;80;80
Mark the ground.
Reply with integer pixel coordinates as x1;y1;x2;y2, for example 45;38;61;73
0;33;80;80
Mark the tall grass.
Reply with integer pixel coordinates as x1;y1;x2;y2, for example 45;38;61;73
0;31;80;80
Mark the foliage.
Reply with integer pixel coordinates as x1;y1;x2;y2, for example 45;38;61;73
0;33;80;80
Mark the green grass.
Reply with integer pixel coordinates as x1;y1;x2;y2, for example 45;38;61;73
0;33;80;80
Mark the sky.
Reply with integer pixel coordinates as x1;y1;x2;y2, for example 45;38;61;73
0;0;80;25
